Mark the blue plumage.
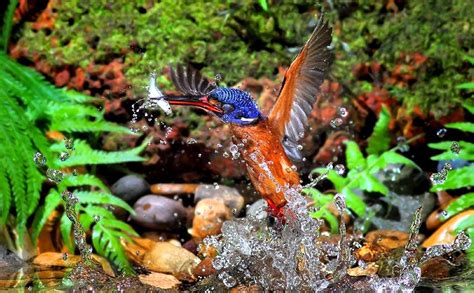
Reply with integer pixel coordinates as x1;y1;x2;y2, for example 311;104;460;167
210;87;261;125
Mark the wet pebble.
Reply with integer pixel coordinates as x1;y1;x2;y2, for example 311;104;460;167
142;242;200;281
111;175;150;203
189;198;232;241
422;210;474;248
132;195;189;230
194;184;245;215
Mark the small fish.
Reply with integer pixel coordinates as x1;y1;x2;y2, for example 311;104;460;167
133;73;173;116
147;73;172;115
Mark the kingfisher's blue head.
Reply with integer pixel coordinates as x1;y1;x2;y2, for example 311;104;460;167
208;88;260;125
165;87;261;126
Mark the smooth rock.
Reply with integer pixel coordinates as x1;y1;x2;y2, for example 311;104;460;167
195;184;245;214
189;198;232;241
142;242;200;281
132;195;189;230
139;272;181;289
423;210;474;248
111;175;150;203
32;252;115;277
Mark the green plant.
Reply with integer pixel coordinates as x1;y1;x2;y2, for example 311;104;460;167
428;102;474;259
0;0;17;52
16;0;318;92
304;106;420;233
0;50;148;273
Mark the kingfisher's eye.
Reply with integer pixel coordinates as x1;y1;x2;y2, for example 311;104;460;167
222;104;234;113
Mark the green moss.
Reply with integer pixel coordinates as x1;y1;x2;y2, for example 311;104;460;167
16;0;473;115
17;0;316;94
326;0;473;115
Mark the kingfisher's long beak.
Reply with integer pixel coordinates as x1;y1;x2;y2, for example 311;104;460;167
164;95;224;115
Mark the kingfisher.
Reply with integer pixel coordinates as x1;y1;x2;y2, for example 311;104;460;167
163;16;333;219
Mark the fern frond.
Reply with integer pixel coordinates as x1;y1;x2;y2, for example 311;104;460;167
58;174;110;193
75;191;134;215
50;138;150;167
0;0;18;52
367;106;391;155
50;119;133;134
60;212;75;252
92;221;136;275
31;191;62;242
0;162;12;225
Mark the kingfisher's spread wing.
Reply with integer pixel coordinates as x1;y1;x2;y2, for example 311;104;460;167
268;15;333;162
169;65;216;95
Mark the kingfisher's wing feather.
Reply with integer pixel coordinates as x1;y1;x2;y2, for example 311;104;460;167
169;65;216;95
268;15;334;161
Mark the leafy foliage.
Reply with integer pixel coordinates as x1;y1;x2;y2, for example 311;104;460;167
429;102;474;257
0;0;17;52
0;51;145;272
305;106;419;232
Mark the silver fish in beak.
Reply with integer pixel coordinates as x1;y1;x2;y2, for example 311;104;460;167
145;73;172;115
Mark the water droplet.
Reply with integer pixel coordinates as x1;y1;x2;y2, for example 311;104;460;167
46;169;64;184
173;212;178;217
335;164;345;175
215;73;222;81
212;257;224;270
64;138;74;150
33;152;47;167
440;210;448;217
450;141;461;154
291;165;298;172
219;272;237;288
436;128;447;138
338;106;348;117
330;118;343;128
297;144;303;151
63;253;68;260
94;215;100;222
60;152;70;161
198;153;202;158
397;136;409;152
430;172;446;185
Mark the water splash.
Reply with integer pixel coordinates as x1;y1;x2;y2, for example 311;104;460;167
203;186;471;291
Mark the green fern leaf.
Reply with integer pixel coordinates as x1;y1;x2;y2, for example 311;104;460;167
341;187;366;217
75;191;134;215
367;106;391;155
58;174;110;193
0;0;18;52
430;165;474;192
92;222;136;275
440;193;474;221
50;138;149;167
0;162;11;225
345;141;366;170
357;172;389;196
31;191;62;242
51;119;133;134
60;212;75;252
446;122;474;133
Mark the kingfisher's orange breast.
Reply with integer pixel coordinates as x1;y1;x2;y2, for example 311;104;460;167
230;120;301;209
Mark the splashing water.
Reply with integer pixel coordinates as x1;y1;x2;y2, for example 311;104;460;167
202;177;471;291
